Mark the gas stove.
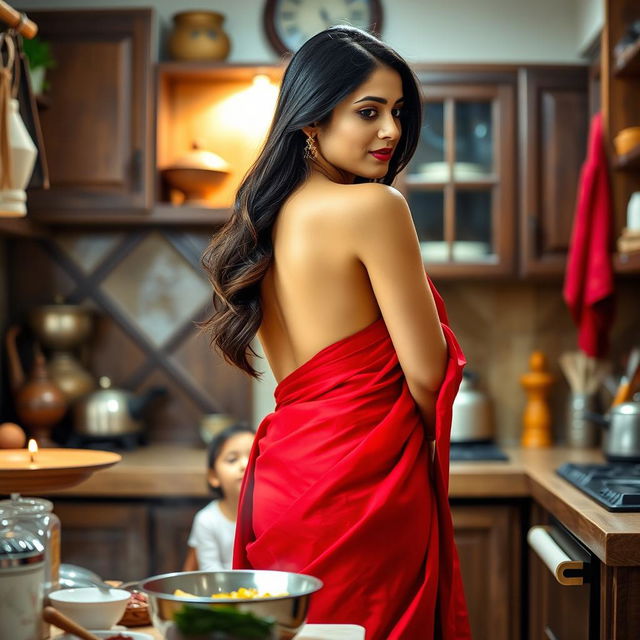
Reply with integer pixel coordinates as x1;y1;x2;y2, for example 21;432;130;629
557;462;640;512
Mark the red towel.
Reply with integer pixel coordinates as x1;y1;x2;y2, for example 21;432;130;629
234;277;471;640
563;112;615;358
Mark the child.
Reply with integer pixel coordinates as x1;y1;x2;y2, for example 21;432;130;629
183;423;255;571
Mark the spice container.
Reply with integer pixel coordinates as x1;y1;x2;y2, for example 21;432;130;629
0;511;46;640
0;496;60;593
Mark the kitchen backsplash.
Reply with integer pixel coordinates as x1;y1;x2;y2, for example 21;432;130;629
1;230;638;447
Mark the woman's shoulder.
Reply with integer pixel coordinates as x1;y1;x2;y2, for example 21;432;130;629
287;181;408;230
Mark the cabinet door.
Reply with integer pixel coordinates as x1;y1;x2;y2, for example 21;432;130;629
519;67;589;277
401;77;516;278
528;503;597;640
53;501;150;582
151;501;207;575
26;9;153;216
451;503;522;640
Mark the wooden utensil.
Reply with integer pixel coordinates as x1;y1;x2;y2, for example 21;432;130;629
42;605;101;640
611;347;640;407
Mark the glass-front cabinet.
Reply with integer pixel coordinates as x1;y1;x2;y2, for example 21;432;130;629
399;71;517;277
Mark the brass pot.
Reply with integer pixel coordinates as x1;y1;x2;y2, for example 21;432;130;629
29;304;93;352
168;11;231;61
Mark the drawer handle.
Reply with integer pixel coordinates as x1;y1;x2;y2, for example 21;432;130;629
527;525;585;586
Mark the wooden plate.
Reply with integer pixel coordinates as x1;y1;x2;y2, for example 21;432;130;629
0;449;121;494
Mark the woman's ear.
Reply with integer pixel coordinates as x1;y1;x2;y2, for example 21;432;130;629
207;469;221;489
302;122;320;138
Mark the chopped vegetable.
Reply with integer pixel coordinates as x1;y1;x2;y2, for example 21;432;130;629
173;605;275;639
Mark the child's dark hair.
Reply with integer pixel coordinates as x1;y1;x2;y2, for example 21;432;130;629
207;423;255;498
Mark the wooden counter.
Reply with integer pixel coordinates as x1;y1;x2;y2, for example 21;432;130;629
43;444;640;567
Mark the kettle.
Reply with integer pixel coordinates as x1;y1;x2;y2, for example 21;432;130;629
72;377;166;438
585;401;640;462
451;371;494;443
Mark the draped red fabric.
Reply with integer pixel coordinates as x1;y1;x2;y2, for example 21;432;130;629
233;277;472;640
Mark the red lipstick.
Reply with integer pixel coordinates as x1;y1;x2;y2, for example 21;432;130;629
369;147;393;161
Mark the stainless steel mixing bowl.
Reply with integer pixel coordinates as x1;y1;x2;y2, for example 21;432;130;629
140;570;323;640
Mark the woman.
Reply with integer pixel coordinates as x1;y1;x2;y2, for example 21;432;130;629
201;25;471;640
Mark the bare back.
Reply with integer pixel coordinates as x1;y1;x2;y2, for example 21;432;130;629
259;177;380;383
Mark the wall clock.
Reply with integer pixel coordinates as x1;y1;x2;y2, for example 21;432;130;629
264;0;383;56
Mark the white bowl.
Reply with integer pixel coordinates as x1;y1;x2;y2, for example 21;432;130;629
58;633;153;640
49;587;131;630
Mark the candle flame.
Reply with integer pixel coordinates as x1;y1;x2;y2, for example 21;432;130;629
28;439;38;463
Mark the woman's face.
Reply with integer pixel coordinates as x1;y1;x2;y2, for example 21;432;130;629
309;65;404;183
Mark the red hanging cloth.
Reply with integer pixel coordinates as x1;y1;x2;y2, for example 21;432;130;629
563;111;616;358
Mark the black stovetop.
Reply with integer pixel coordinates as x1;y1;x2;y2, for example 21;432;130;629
556;462;640;512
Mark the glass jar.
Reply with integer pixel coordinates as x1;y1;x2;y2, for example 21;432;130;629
0;512;45;640
0;496;60;594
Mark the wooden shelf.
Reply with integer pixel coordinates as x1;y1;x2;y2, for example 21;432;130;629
614;39;640;77
614;250;640;273
613;143;640;170
0;216;47;237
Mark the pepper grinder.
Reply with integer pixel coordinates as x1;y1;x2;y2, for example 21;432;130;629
520;351;554;447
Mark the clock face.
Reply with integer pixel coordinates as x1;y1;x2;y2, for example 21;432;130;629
264;0;383;55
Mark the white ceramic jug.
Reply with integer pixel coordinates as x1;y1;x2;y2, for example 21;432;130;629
0;97;37;216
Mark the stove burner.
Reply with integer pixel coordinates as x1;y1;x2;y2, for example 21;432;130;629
557;463;640;511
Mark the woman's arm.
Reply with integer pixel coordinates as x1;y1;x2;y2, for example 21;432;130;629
345;183;447;436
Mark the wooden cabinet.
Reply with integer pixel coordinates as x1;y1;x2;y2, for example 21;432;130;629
451;502;523;640
518;67;589;277
52;498;206;582
151;502;201;575
401;67;517;278
25;9;153;219
53;501;151;582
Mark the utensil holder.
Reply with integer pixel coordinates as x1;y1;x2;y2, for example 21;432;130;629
566;393;599;448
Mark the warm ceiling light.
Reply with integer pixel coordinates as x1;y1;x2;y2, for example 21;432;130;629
252;74;271;87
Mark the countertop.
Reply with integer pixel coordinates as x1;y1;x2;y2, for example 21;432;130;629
46;444;640;567
52;624;365;639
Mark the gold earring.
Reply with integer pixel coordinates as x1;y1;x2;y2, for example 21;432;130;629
304;134;317;159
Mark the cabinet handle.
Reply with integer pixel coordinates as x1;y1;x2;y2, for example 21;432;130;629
527;525;587;586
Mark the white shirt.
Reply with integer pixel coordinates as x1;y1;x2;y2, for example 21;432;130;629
187;500;236;571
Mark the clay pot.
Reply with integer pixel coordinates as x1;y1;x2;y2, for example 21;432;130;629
14;350;67;447
168;11;231;61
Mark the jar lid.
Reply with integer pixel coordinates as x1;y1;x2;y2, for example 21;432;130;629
0;496;53;515
0;520;45;568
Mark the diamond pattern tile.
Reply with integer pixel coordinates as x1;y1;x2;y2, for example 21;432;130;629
53;231;123;273
171;327;251;422
101;232;211;347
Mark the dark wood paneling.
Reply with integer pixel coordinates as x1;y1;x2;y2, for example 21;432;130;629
151;502;205;575
54;501;150;582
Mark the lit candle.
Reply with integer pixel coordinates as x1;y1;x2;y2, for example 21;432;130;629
28;439;38;464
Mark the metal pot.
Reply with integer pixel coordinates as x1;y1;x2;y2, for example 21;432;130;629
450;371;494;443
585;402;640;461
72;377;166;437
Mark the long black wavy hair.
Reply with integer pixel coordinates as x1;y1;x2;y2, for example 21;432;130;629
201;25;422;377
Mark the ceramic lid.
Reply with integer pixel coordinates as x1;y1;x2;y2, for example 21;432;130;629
166;142;230;173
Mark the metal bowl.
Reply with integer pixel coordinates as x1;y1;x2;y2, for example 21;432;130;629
140;570;323;640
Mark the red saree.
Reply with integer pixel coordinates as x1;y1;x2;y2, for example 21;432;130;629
233;278;472;640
